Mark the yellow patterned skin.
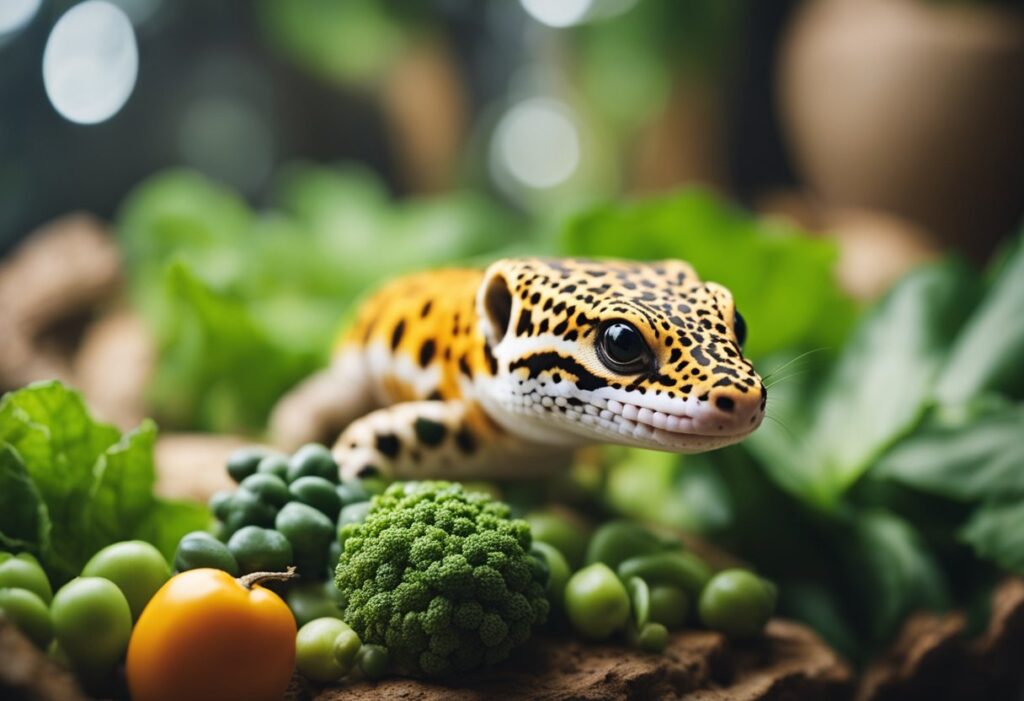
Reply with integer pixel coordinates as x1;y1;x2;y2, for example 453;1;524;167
271;258;766;479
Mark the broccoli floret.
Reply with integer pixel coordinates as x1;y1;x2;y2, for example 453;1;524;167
335;481;550;677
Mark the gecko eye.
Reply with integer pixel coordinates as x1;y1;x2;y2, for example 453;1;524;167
598;321;652;374
734;310;747;348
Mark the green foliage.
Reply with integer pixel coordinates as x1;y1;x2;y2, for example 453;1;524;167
256;0;425;87
0;382;210;583
559;188;857;360
117;166;524;433
595;214;1024;654
334;482;549;677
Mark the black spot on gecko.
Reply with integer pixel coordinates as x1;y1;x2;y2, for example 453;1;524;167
420;300;433;318
516;308;533;336
455;428;477;455
375;433;401;459
414;418;447;446
691;347;711;367
418;340;436;367
390;320;405;350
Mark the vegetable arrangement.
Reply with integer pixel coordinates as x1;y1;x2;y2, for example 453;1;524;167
0;417;781;696
0;382;210;584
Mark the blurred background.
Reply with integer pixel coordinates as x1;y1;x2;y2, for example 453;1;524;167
2;0;1024;676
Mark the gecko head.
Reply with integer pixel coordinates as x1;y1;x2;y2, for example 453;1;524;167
475;258;766;453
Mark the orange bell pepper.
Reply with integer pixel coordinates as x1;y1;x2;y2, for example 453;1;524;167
126;567;297;701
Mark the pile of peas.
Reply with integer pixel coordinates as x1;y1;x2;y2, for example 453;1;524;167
173;444;382;630
528;513;777;651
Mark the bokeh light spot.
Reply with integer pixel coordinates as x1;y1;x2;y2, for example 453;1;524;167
519;0;593;28
42;1;138;125
0;0;41;44
491;98;581;190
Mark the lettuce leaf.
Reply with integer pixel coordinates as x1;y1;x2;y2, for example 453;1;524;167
117;166;526;433
0;445;49;552
0;382;211;582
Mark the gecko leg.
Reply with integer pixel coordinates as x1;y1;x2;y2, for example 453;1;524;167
332;400;571;480
269;350;376;452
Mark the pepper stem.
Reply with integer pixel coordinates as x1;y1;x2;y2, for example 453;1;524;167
238;566;298;590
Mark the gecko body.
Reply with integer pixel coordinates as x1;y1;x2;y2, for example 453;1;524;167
271;258;766;479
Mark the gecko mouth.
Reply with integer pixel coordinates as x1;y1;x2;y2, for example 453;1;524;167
602;399;758;439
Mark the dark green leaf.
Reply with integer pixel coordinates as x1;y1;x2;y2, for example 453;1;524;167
846;510;949;641
0;444;50;552
961;500;1024;574
135;499;214;564
807;262;980;497
873;405;1024;501
936;234;1024;406
80;420;159;548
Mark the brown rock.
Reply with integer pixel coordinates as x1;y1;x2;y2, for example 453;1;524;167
858;578;1024;701
299;621;850;701
0;620;90;701
0;213;122;392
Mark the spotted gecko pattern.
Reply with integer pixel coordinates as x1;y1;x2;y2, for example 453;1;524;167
270;258;766;480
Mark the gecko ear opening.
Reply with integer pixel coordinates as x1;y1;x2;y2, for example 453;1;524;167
482;272;512;346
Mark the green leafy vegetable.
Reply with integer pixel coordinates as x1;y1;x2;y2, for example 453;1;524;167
935;235;1024;406
873;405;1024;502
752;262;980;504
0;445;48;552
844;510;950;641
960;500;1024;574
0;382;211;582
117;166;524;432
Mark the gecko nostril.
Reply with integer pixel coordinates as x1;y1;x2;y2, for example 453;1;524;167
715;396;735;413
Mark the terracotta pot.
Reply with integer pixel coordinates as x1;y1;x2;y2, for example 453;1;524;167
778;0;1024;258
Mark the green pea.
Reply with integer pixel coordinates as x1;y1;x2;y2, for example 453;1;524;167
256;454;290;481
635;622;669;653
226;446;270;483
51;577;132;677
531;541;570;607
239;473;290;508
626;576;650;629
276;502;334;578
227;526;294;574
326;541;342;579
287;581;344;627
357;643;389;679
698;569;776;639
585;520;672;570
174;531;239;575
648;585;689;629
564;563;630;640
335;480;370;507
208;490;234;521
290;476;343;520
333;628;361;674
337;501;372;535
617;551;712;600
0;587;53;648
526;509;590;569
0;553;53;604
287;444;338;483
81;540;170;620
222;488;277;537
296;617;355;683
